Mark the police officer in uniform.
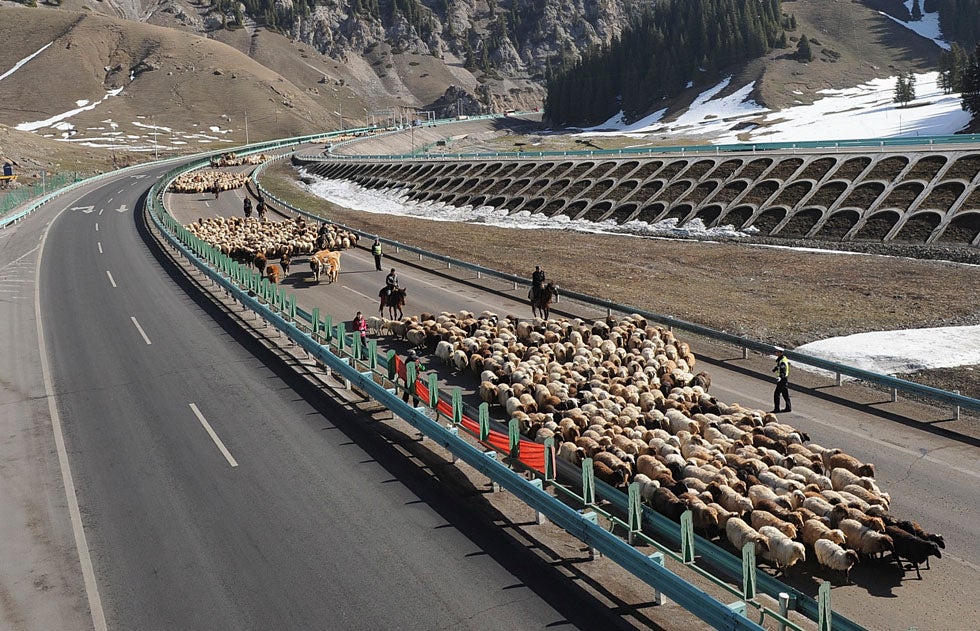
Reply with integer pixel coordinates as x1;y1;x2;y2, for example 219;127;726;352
371;238;383;271
772;347;792;413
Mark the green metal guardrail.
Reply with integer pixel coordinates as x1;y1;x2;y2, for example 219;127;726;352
147;161;772;631
0;172;82;216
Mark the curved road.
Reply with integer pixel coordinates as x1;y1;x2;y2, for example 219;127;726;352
2;164;639;630
1;153;977;630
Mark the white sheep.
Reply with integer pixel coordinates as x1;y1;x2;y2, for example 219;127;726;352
814;539;859;580
725;517;769;556
758;526;806;570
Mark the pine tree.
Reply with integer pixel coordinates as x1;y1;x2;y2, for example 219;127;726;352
962;44;980;114
797;34;813;61
894;72;917;105
911;0;923;20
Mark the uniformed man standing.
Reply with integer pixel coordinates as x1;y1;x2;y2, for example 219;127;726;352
372;238;383;271
772;348;792;413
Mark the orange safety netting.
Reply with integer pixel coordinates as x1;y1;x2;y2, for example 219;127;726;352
390;354;547;473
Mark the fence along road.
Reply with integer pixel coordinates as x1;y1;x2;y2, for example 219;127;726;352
245;143;979;629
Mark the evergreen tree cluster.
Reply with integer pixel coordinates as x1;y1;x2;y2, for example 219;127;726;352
956;44;980;115
543;0;785;127
893;71;917;105
937;0;980;48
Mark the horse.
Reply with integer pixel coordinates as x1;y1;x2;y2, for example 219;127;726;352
381;286;406;319
530;282;557;319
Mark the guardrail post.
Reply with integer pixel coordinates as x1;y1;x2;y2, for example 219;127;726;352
446;425;459;463
727;602;747;617
405;361;417;401
582;458;596;505
955;389;961;420
336;323;346;353
891;387;898;402
742;542;757;600
649;552;667;605
367;339;378;371
627;482;642;544
288;295;296;321
836;371;843;386
429;372;442;410
351;328;362;359
508;419;520;460
579;510;600;559
818;581;832;631
450;385;462;420
528;478;546;524
544;437;556;481
484;450;500;492
742;345;748;360
324;315;333;342
387;350;397;381
681;510;695;563
479;405;490;441
777;592;793;631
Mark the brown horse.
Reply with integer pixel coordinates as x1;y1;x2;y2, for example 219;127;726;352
531;282;557;319
381;287;406;319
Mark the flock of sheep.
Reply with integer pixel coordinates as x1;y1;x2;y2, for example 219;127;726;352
185;216;359;261
169;169;250;194
375;309;943;583
209;152;272;168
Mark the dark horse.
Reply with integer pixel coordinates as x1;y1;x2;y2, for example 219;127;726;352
381;286;407;319
530;282;557;319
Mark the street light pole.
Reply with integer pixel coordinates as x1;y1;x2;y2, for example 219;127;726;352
244;108;249;145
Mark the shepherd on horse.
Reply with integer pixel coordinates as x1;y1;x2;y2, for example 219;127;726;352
379;268;406;319
530;281;557;319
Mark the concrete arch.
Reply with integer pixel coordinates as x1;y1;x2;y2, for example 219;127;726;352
561;178;595;200
891;210;943;243
603;179;640;202
588;161;619;178
941;154;980;180
751;208;787;235
632;179;665;205
631;160;665;181
468;195;488;207
505;178;533;196
797;157;837;181
768;157;805;180
918;181;967;212
636;201;669;223
521;197;547;213
481;162;507;178
807;180;848;208
558;199;591;220
719;205;755;229
579;200;615;221
709;180;749;205
540;199;566;216
850;209;901;241
840;182;886;209
655;180;693;204
694;204;724;226
564;161;597;180
880;182;925;211
588;178;616;200
832;156;873;180
656;160;690;181
935;210;980;244
737;158;774;179
666;203;694;222
905;155;948;181
486;178;513;195
503;196;526;211
707;159;745;181
609;160;641;179
685;181;719;205
778;207;823;238
683;159;717;179
610;202;640;224
486;195;507;208
812;209;860;240
866;156;910;181
772;181;813;207
740;179;781;207
541;178;572;196
454;178;483;195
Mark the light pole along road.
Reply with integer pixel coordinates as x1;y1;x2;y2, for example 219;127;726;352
3;161;644;631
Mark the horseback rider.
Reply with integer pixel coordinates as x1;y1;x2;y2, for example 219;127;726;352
530;265;546;302
380;268;399;308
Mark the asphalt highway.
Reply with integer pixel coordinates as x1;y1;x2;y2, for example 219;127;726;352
1;155;977;630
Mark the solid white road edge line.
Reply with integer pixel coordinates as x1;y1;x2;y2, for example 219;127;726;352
131;316;151;345
106;271;116;288
36;202;108;631
342;285;372;300
189;403;239;467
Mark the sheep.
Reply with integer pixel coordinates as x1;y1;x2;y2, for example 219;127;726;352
758;526;806;571
706;482;753;516
827;453;875;478
814;539;859;582
434;340;454;364
839;518;894;559
557;441;585;466
886;525;942;579
652;487;688;521
725;517;770;556
842;483;889;508
882;516;945;549
827;505;885;533
753;499;804;529
750;510;798;540
801;519;847;547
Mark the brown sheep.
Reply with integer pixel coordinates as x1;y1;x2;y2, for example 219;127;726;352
827;453;875;478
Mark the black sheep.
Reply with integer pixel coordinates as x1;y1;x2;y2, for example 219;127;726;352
886;525;942;579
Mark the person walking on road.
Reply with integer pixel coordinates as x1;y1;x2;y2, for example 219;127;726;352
352;311;368;342
371;238;383;271
772;347;792;413
243;197;252;218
